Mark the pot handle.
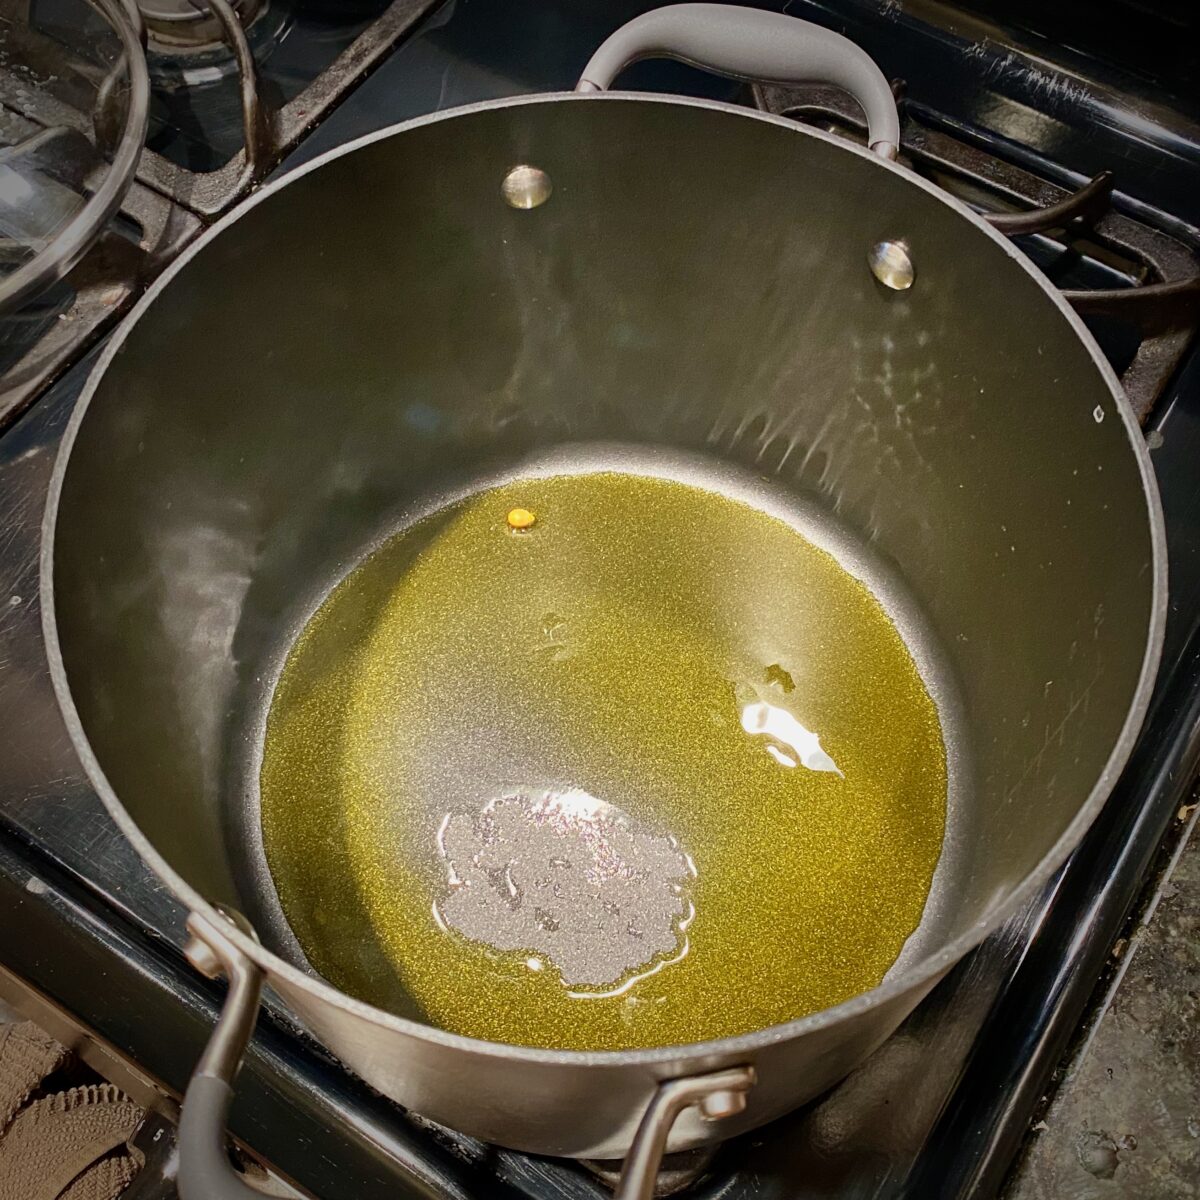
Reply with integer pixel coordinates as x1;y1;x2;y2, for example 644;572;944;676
177;910;266;1200
576;2;899;160
176;908;755;1199
614;1065;756;1200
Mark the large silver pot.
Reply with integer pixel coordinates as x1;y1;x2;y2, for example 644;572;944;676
41;6;1165;1197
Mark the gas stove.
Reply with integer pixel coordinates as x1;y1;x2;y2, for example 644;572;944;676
1;2;1199;1198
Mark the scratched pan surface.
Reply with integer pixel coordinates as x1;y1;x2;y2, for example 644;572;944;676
45;95;1163;1155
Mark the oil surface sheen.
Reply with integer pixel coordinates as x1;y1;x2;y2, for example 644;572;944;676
260;471;947;1050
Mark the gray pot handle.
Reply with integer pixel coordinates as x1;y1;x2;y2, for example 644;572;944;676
614;1065;756;1200
178;910;266;1200
177;908;755;1198
577;2;899;160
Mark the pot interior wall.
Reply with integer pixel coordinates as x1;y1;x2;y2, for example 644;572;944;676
50;97;1156;1014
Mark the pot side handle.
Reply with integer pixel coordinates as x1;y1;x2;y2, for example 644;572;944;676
177;910;267;1200
576;2;900;160
614;1065;756;1200
176;907;756;1200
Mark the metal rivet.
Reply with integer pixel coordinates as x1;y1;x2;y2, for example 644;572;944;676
184;934;222;979
699;1088;749;1121
868;240;915;290
502;165;552;210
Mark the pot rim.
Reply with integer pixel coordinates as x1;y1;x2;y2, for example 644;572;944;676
41;89;1168;1069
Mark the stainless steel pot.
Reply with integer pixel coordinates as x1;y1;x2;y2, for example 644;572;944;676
41;6;1165;1198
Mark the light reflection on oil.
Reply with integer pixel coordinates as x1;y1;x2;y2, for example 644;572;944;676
740;700;842;774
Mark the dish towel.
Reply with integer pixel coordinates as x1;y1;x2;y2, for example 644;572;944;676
0;1022;143;1200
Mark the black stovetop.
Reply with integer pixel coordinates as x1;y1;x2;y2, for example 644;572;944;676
1;2;1199;1198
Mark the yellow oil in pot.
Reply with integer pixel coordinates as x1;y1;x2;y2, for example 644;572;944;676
259;470;947;1050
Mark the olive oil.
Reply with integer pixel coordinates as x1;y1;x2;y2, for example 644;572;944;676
259;470;947;1050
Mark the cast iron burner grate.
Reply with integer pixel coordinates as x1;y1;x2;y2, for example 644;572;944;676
0;0;440;433
754;81;1200;424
